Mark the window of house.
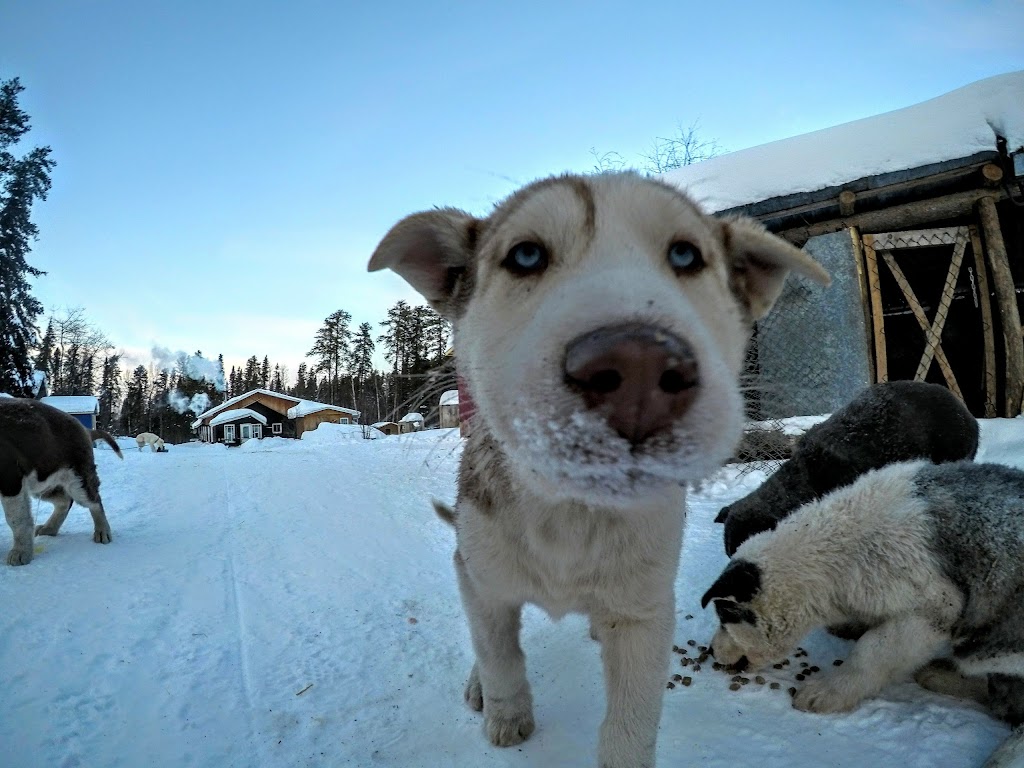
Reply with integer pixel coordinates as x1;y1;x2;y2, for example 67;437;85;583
272;423;282;434
224;424;235;442
340;417;350;424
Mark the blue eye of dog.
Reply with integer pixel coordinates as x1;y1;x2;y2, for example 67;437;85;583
668;241;703;274
502;241;549;275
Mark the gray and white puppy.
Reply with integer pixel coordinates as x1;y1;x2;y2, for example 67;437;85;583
0;397;118;565
370;171;829;768
703;459;1024;726
718;380;978;556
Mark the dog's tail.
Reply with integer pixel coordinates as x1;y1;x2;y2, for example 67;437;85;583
91;429;124;459
431;498;457;528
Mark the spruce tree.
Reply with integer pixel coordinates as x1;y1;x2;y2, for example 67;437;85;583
308;310;352;405
34;318;55;384
98;354;122;430
0;78;55;395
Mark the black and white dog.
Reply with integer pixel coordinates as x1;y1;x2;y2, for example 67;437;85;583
703;460;1024;734
0;397;119;565
717;381;978;555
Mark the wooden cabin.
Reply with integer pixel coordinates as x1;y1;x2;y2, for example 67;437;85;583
662;71;1024;419
192;389;360;445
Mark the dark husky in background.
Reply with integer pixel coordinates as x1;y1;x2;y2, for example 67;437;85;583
717;380;979;556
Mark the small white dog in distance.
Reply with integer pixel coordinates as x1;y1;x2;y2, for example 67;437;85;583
370;171;829;768
135;432;166;453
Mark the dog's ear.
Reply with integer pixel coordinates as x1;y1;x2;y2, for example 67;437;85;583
368;208;480;318
700;559;762;608
722;216;831;321
714;505;730;524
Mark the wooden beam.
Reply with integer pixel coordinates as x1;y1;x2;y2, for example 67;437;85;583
849;228;876;383
912;233;967;384
970;225;998;417
879;252;965;400
977;196;1024;416
861;235;889;383
839;190;856;217
780;188;1007;245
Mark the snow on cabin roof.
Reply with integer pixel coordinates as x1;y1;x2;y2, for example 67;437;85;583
192;388;302;428
440;390;459;406
41;396;99;414
286;400;360;419
399;412;424;423
371;421;398;428
210;408;267;427
0;392;14;398
660;71;1024;214
191;387;303;430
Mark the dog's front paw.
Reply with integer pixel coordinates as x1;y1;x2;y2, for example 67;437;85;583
464;665;483;711
484;704;535;747
6;547;32;566
93;527;112;544
792;676;863;714
35;525;58;537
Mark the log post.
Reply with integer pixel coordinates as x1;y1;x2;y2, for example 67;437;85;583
981;163;1004;187
839;190;856;216
977;196;1024;416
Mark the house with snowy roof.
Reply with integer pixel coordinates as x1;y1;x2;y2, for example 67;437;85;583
663;70;1024;420
191;389;360;445
439;389;460;429
397;412;424;434
40;395;100;429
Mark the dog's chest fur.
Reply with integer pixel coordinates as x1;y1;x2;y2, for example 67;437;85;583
456;430;685;619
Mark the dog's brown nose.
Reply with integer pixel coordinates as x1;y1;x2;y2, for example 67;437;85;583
564;323;699;445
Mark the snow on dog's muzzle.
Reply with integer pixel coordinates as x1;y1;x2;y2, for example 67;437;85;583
563;323;699;446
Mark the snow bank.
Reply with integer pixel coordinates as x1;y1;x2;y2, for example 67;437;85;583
662;71;1024;212
977;416;1024;469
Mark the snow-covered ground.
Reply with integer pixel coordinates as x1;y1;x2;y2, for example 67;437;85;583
3;419;1023;767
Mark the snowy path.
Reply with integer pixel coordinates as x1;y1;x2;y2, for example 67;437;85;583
1;422;1021;767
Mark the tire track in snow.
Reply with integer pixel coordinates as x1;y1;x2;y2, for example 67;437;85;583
217;450;261;759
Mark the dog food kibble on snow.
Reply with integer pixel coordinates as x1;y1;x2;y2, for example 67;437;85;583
667;639;829;698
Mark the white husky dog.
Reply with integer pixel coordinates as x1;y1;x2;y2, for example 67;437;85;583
370;171;829;767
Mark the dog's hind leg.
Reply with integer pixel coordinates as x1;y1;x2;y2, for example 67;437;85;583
594;607;674;768
67;468;112;544
454;550;534;747
35;489;74;537
915;658;990;706
3;489;35;566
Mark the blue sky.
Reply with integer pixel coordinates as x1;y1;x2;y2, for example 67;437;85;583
2;0;1022;380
